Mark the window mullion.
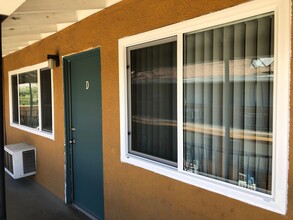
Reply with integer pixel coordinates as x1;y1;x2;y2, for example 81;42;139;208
17;74;20;126
50;69;54;135
177;33;184;172
37;69;42;131
126;48;132;154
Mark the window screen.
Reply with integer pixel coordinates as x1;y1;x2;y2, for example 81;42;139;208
128;38;178;165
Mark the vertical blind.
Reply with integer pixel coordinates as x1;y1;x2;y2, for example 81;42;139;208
129;39;177;165
183;15;273;194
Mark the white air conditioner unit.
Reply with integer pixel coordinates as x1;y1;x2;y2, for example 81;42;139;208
4;143;36;179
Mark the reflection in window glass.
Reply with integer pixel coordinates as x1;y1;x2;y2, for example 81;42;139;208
19;71;39;128
183;15;273;194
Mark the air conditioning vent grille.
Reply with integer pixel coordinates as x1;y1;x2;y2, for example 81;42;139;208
23;150;36;174
4;151;13;174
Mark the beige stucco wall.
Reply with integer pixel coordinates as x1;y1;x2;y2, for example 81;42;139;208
2;0;293;219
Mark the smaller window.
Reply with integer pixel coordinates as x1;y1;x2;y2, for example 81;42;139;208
127;38;178;166
9;62;54;139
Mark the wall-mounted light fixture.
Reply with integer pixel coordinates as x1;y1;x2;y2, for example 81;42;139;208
47;54;60;69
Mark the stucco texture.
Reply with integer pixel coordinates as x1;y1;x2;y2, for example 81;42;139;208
2;0;293;219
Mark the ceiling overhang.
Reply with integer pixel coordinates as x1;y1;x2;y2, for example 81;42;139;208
0;0;26;16
1;0;121;56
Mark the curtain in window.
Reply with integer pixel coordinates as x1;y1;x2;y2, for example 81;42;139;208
129;40;177;165
183;15;273;194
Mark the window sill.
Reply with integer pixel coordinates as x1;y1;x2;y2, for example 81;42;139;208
10;123;54;140
121;153;285;214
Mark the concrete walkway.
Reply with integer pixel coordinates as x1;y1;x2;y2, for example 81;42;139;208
5;174;90;220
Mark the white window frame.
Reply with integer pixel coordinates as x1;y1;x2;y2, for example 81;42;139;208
119;0;290;214
9;61;55;140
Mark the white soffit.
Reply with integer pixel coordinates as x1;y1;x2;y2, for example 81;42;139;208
1;0;121;56
0;0;26;15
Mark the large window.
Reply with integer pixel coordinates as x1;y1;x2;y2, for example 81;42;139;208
9;62;54;139
183;16;273;194
120;0;290;214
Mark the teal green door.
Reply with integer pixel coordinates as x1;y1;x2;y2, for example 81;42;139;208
64;49;104;219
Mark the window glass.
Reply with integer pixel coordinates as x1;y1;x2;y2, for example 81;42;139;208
183;15;274;194
40;69;52;132
19;71;39;128
128;39;178;165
